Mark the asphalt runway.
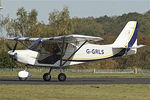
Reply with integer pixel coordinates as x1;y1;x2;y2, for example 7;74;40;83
0;77;150;84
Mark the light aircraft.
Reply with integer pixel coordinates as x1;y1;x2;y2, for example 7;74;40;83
7;21;144;81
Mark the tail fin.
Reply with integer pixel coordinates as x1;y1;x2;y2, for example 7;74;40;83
112;21;138;48
112;21;145;56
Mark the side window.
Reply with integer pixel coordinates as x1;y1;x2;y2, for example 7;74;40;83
38;41;68;64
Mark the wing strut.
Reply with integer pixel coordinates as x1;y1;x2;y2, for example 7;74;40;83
61;40;88;67
59;37;65;68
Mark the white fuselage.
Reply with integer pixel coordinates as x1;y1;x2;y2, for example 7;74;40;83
9;42;136;67
7;21;140;68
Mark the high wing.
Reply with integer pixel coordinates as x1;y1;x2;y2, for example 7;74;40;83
8;34;103;43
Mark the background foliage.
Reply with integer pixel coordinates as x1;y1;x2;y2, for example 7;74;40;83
0;7;150;69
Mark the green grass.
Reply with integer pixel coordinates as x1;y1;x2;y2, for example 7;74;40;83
0;84;150;100
0;70;150;100
0;70;150;78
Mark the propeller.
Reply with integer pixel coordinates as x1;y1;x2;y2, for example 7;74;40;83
6;41;18;61
13;42;18;52
6;43;12;51
6;41;18;52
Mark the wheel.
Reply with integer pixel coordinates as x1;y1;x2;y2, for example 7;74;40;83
58;73;66;81
18;77;27;81
43;73;51;81
18;70;30;81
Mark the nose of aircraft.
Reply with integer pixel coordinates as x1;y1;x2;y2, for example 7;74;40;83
8;50;15;55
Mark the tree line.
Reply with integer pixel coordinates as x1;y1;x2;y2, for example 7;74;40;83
0;7;150;69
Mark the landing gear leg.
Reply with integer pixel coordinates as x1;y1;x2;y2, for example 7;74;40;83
43;67;52;81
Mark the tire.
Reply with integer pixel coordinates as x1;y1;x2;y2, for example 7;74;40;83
43;73;51;81
18;77;27;81
58;73;66;81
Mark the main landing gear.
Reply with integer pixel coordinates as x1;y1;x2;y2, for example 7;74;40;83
43;68;66;81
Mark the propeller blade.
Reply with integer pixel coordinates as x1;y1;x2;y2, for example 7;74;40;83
13;42;18;52
6;43;12;50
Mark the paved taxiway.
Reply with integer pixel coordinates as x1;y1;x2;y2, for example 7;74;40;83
0;77;150;84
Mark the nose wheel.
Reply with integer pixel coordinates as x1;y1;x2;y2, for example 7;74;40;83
18;70;31;81
18;77;28;81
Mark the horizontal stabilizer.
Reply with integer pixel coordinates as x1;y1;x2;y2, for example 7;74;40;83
112;44;145;49
133;45;145;49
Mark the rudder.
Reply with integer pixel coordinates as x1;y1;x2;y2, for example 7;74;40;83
113;21;138;48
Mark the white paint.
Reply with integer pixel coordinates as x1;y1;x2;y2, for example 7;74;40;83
18;70;29;78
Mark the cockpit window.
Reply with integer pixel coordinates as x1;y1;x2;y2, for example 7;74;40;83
38;41;68;64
